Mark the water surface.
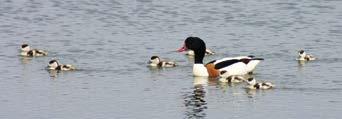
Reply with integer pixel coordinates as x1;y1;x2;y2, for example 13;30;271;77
1;0;342;118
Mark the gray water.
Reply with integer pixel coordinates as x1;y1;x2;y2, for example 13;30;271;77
1;0;342;118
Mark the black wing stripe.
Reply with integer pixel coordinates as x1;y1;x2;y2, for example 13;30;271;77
214;59;240;69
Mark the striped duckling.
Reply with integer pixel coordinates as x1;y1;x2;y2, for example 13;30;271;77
297;50;316;61
20;44;48;57
218;75;244;83
245;78;274;90
148;56;176;68
47;60;76;71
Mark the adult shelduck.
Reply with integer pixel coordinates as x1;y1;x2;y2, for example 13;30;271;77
47;59;76;71
20;44;48;57
297;50;316;61
148;56;176;68
177;37;263;78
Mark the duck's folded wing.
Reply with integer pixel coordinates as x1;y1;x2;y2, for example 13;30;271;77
212;56;251;65
214;59;241;69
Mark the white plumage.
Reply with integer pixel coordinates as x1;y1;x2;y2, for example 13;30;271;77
47;60;76;71
20;44;48;57
148;56;176;68
297;50;316;61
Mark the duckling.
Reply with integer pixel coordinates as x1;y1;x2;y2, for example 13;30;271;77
186;49;215;56
218;75;244;83
260;82;274;90
148;56;176;68
297;50;316;61
20;44;48;57
245;78;274;90
47;60;76;71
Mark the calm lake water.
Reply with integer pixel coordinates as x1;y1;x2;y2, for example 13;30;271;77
1;0;342;118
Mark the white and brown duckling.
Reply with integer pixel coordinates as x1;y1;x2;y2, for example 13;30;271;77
20;44;48;57
148;56;176;68
186;49;215;56
297;50;316;61
218;75;244;83
47;60;76;71
245;78;274;90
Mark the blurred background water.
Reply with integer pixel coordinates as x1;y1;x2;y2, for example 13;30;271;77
0;0;342;118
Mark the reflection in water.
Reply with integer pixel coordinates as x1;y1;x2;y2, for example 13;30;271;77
147;66;170;75
217;81;241;91
148;65;161;71
297;60;307;72
48;70;60;78
184;77;208;119
245;86;275;98
207;77;218;86
245;89;257;98
193;77;208;86
298;60;306;67
20;56;33;64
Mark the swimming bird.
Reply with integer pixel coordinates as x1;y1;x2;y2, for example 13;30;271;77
218;76;244;83
177;37;263;78
20;44;48;57
47;60;76;71
245;77;274;90
297;50;316;61
148;56;176;68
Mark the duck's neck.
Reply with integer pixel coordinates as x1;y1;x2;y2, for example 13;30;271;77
194;50;205;64
193;50;208;77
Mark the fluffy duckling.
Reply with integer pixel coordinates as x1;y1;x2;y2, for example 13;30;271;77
148;56;176;68
218;76;244;83
245;78;274;90
47;60;76;71
297;50;316;61
20;44;48;57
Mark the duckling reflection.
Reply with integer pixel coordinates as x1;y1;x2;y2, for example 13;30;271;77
298;60;306;66
47;69;62;78
20;56;33;64
245;88;257;98
183;77;208;119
